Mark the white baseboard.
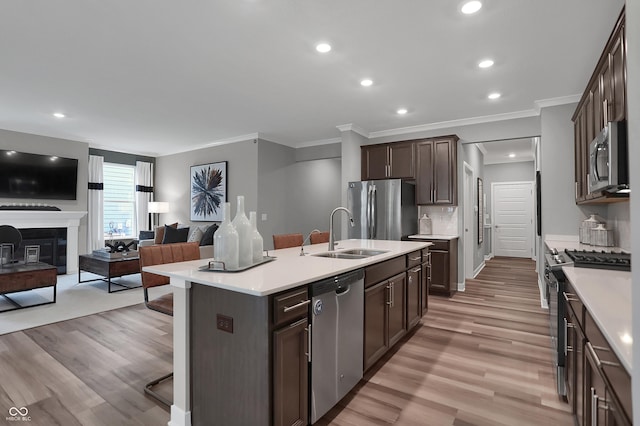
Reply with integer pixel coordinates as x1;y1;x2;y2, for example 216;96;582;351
458;281;465;291
169;405;192;426
538;276;548;309
473;261;486;278
484;253;494;261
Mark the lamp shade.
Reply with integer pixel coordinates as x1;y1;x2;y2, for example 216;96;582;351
148;201;169;214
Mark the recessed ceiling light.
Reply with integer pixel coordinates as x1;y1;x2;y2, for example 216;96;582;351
316;43;331;53
461;1;482;14
508;153;516;158
488;92;501;100
360;79;373;87
50;156;59;161
478;59;494;68
53;112;66;118
397;108;408;115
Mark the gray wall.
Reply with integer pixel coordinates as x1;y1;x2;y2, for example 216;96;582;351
483;161;535;219
155;138;260;228
461;143;485;272
0;129;89;254
256;140;296;250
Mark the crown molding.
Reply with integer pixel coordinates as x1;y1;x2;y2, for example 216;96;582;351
534;94;581;113
158;133;261;157
296;137;342;148
475;143;488;155
369;109;539;139
336;123;369;138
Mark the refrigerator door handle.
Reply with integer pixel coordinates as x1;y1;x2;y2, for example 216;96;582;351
366;185;373;239
371;185;377;239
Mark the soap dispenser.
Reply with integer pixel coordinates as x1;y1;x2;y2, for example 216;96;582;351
419;214;432;235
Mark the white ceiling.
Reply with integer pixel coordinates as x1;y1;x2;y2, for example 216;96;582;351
0;1;624;157
477;138;535;165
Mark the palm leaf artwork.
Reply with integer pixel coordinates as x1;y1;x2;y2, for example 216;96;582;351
191;165;225;218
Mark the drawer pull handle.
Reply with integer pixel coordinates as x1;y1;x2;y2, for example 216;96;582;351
563;292;579;302
283;299;310;312
410;267;421;273
409;257;421;261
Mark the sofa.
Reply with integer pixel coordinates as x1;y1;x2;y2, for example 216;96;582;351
138;223;217;259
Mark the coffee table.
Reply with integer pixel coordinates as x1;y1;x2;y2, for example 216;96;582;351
0;262;57;312
78;254;141;293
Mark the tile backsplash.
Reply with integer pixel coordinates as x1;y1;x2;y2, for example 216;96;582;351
418;206;459;235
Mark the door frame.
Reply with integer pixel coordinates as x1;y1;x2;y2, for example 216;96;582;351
491;181;535;259
463;162;474;279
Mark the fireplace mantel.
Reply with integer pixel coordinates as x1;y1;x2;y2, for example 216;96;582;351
0;210;87;273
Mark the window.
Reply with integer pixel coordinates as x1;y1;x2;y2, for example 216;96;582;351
103;163;136;239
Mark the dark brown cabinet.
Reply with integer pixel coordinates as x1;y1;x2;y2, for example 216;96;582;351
420;239;458;297
387;273;407;347
361;142;414;180
406;266;421;330
415;137;458;205
273;288;309;426
572;7;626;204
421;249;431;315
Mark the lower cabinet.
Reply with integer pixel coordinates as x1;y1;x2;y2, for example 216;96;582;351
564;282;632;426
273;288;310;426
364;272;406;370
421;249;431;315
406;265;422;329
428;239;458;297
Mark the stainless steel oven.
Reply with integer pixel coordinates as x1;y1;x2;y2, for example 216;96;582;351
544;252;568;396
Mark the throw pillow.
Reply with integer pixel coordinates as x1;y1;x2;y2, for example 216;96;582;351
154;222;178;244
138;230;155;240
200;224;219;246
162;225;190;244
188;226;205;243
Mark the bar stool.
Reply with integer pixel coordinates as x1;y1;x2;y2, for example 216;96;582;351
272;233;304;249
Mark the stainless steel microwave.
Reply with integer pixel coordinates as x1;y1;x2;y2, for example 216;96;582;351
588;121;629;194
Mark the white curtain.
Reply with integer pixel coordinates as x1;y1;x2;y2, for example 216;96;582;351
135;161;154;233
88;155;104;251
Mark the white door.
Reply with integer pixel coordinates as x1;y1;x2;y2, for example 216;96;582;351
492;182;534;258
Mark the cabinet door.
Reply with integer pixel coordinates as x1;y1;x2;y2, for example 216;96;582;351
388;142;415;179
364;281;389;371
601;53;614;124
592;78;603;134
585;91;595;148
362;145;389;180
415;141;434;205
388;272;407;347
574;109;586;201
420;260;430;315
565;311;576;413
611;27;626;121
406;267;421;329
433;139;456;204
273;318;308;426
584;342;609;426
429;250;450;295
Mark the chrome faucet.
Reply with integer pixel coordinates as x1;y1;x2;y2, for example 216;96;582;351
300;229;320;256
328;207;354;251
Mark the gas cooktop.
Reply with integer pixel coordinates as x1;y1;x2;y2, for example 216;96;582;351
564;249;631;271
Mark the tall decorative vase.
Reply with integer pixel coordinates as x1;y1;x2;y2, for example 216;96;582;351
214;202;239;270
232;195;252;268
250;211;264;264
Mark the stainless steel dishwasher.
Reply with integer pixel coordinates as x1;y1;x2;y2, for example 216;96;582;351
310;268;364;424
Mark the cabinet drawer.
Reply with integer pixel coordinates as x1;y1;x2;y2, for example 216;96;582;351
364;256;406;288
584;310;631;421
428;240;449;251
273;287;309;327
421;248;430;261
407;250;422;268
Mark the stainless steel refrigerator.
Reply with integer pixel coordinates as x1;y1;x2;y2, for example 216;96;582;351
347;179;417;240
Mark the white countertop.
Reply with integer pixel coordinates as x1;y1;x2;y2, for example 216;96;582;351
408;234;459;240
562;266;632;373
143;239;431;297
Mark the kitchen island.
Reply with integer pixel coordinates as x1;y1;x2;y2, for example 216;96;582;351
143;239;431;426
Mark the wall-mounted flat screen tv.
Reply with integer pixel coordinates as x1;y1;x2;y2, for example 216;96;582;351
0;150;78;200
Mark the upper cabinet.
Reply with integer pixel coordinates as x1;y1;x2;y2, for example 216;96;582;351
360;136;458;205
572;7;626;204
361;142;415;180
415;136;458;205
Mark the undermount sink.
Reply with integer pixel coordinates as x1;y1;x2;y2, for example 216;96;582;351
312;249;388;260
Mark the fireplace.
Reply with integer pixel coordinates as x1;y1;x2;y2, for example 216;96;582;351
16;228;67;274
0;210;86;274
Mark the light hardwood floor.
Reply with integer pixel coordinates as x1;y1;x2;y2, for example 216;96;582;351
0;257;572;425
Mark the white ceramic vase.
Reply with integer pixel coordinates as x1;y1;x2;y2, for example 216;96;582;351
250;211;264;264
214;202;239;270
232;195;253;268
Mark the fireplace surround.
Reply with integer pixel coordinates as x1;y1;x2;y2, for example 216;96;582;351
0;211;86;274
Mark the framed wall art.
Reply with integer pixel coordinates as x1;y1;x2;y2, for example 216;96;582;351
190;161;227;222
